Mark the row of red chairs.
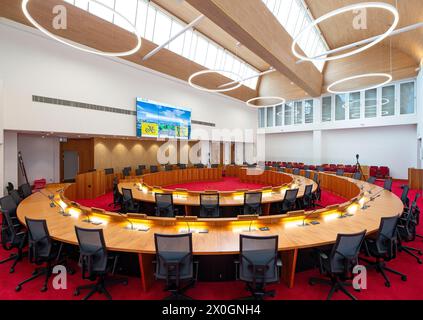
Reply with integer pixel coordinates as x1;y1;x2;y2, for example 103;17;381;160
265;162;390;178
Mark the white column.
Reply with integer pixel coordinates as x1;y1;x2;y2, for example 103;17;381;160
223;142;231;165
3;131;18;192
200;140;210;166
0;79;4;196
313;130;322;165
235;142;244;165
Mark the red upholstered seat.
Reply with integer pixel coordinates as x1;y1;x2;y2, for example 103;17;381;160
379;166;390;179
370;166;378;177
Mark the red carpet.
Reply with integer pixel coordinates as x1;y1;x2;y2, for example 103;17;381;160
164;176;268;192
2;180;423;300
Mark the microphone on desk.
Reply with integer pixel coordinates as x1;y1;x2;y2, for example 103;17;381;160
81;208;92;224
299;209;318;227
116;211;135;230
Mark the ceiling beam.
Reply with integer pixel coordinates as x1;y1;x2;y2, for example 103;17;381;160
186;0;323;97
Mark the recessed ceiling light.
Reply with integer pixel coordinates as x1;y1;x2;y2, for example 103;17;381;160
21;0;142;57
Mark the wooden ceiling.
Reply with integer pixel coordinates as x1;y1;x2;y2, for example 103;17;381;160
304;0;423;64
0;0;257;101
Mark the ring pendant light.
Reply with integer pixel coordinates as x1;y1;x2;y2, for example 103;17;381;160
246;96;286;108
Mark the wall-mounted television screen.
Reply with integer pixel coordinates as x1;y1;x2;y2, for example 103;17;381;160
136;98;191;140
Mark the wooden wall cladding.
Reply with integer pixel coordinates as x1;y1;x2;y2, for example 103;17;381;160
409;168;423;190
60;138;94;181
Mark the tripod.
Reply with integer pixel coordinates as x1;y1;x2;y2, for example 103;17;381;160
354;154;365;181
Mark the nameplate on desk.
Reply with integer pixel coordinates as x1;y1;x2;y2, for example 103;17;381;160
310;221;320;225
179;229;209;234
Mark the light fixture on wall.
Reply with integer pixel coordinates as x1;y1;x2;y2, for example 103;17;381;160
291;2;399;62
21;0;142;57
327;73;393;94
246;97;286;108
188;69;243;93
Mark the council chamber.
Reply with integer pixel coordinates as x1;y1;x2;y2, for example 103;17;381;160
0;0;422;303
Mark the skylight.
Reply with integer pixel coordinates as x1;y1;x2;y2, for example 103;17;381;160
262;0;329;72
64;0;260;90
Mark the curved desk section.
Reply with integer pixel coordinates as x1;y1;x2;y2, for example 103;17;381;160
17;173;403;291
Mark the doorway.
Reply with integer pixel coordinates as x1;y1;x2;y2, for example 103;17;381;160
63;151;79;182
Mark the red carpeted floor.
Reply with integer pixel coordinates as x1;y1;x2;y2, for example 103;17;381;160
164;176;268;192
2;180;423;300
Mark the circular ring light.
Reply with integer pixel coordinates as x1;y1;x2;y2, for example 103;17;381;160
246;96;286;108
327;73;392;94
188;70;243;93
21;0;142;57
292;2;399;62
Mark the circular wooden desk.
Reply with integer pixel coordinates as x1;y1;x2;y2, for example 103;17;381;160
118;167;318;215
16;172;403;292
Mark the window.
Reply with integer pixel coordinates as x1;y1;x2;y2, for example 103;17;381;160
275;105;283;126
64;0;260;89
285;103;293;125
262;0;329;72
258;108;265;128
304;100;313;124
400;82;415;115
294;101;303;124
322;96;332;122
349;92;361;119
335;94;346;121
267;107;274;127
382;85;395;117
365;89;377;118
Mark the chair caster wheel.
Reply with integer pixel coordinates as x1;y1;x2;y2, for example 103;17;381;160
385;282;391;288
418;259;422;264
40;286;47;293
15;285;22;292
402;276;407;281
308;279;315;286
9;268;15;274
418;251;422;255
32;270;38;276
123;280;128;286
74;290;80;296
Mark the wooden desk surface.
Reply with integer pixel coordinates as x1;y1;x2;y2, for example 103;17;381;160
17;174;403;255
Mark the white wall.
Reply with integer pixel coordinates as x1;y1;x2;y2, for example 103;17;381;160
265;131;314;164
17;134;60;185
417;68;423;167
0;20;257;137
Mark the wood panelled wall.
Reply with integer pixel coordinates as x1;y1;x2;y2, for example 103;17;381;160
60;138;94;181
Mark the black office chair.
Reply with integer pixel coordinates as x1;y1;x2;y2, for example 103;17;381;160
150;165;159;173
237;235;279;300
384;179;393;192
397;199;422;264
277;168;285;173
121;188;141;213
336;169;344;176
165;165;173;172
242;192;262;216
0;195;18;218
6;182;14;195
194;164;205;169
155;193;178;217
293;168;300;175
265;166;272;171
302;185;314;209
110;177;122;209
0;209;26;273
313;175;322;202
211;164;219;169
122;167;131;178
362;216;407;287
199;194;220;218
138;165;146;171
9;190;22;205
352;172;362;180
280;189;299;214
304;171;311;179
409;194;422;239
367;176;377;184
15;218;71;292
20;183;32;199
400;185;410;208
74;227;127;300
154;233;198;300
316;166;324;172
135;168;144;176
309;230;366;300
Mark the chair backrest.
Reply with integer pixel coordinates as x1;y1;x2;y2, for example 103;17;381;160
304;171;311;179
194;163;204;168
367;176;376;184
293;168;300;175
6;182;14;194
244;192;262;207
135;168;143;176
211;164;219;169
20;183;32;198
179;164;187;169
154;233;193;279
122;167;131;177
400;185;410;206
336;169;344;176
9;190;22;205
0;209;19;246
138;165;146;170
0;195;17;218
284;188;299;202
75;227;108;277
122;188;134;202
155;193;174;209
384;179;393;191
304;185;313;197
352;172;362;180
313;174;319;184
239;235;278;285
25;218;52;260
374;216;399;259
150;165;159;173
165;165;173;171
199;194;220;218
317;166;324;172
329;230;366;274
104;168;114;175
